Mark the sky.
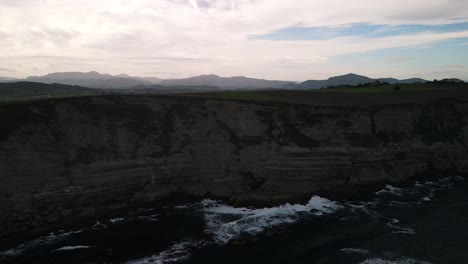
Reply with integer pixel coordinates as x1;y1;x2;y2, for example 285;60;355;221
0;0;468;81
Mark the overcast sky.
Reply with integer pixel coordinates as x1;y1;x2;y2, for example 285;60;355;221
1;0;468;81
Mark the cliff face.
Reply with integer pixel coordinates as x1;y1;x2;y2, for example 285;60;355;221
1;95;468;239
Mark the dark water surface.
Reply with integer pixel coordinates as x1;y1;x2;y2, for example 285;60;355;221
1;176;467;264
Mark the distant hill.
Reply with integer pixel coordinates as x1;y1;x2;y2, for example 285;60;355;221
439;78;465;83
294;73;427;89
160;74;293;89
25;71;162;89
0;81;223;101
378;77;427;84
25;72;292;89
20;71;427;90
0;77;16;82
0;82;98;101
32;71;113;80
115;74;163;84
117;84;222;94
327;73;374;86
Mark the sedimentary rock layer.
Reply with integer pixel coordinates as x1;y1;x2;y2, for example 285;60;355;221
1;95;467;240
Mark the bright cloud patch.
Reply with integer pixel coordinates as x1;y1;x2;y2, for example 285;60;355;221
0;0;467;80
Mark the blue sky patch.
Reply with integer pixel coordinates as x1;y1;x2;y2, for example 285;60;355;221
255;22;468;41
329;37;468;80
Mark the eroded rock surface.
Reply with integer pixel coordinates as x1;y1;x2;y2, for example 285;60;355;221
1;95;467;240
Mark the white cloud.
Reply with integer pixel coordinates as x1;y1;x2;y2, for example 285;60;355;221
0;0;467;80
0;67;16;73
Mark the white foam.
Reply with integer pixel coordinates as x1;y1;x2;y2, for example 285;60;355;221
126;240;206;264
387;201;417;208
0;229;84;257
391;228;416;235
359;257;431;264
350;203;385;219
92;221;107;230
137;214;159;222
340;248;370;255
202;196;342;244
133;209;159;222
387;219;415;235
372;176;464;210
376;185;403;196
110;217;125;223
454;176;465;182
414;182;424;187
421;197;431;202
52;245;94;252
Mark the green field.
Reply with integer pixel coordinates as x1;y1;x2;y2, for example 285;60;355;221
0;82;100;103
0;92;98;103
2;81;467;107
206;83;465;101
187;82;468;107
208;91;280;102
322;82;465;93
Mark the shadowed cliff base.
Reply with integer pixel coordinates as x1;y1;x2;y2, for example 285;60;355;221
1;88;468;246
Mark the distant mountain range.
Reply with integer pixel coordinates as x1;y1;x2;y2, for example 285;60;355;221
23;72;292;89
2;71;428;90
160;74;292;89
24;71;162;89
293;73;427;89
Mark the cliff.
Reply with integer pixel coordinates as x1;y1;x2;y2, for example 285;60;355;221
1;94;468;242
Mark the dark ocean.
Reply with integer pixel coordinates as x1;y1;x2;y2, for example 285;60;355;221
1;176;467;264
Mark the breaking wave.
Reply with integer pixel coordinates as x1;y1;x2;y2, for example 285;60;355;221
0;229;84;258
201;196;343;244
1;176;464;263
359;257;431;264
52;245;95;252
126;240;207;264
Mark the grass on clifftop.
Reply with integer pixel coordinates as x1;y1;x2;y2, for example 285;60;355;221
192;82;468;106
210;82;467;100
0;93;98;103
322;82;465;93
210;91;279;102
0;82;100;103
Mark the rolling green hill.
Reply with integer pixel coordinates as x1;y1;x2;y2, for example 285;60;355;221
0;82;99;102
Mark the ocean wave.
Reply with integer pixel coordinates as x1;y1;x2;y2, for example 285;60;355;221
376;185;404;196
52;245;95;252
126;240;206;264
136;214;159;222
344;177;467;237
110;217;126;223
0;229;84;258
340;248;371;255
108;212;159;224
359;257;431;264
373;176;464;208
2;176;463;262
202;196;343;244
91;221;108;230
341;248;430;264
387;219;415;235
